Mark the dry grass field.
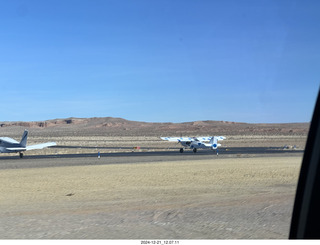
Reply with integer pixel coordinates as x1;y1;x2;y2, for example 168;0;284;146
0;156;302;239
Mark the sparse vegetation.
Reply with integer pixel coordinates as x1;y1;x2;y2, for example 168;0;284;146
0;156;302;239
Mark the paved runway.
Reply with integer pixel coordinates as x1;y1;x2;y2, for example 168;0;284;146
0;146;304;170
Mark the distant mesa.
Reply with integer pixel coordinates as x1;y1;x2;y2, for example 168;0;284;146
0;117;310;136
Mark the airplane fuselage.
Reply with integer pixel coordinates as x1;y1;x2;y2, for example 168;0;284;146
180;141;218;150
0;139;25;153
0;146;15;153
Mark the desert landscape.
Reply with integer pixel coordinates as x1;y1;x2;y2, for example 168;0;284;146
0;156;302;239
0;117;310;239
0;117;309;156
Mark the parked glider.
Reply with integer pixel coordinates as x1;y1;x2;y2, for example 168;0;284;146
0;130;56;158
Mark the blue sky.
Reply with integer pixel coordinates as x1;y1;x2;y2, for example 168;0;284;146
0;0;319;123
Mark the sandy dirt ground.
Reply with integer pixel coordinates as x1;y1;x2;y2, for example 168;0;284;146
0;156;302;239
2;134;307;157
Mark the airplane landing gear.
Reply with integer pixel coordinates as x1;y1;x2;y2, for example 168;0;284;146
193;148;197;153
180;148;184;153
19;152;24;158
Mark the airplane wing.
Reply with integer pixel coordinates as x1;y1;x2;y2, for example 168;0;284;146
6;147;27;152
26;142;57;151
161;136;226;142
216;136;226;140
197;136;226;141
0;137;20;144
161;137;194;142
195;137;212;141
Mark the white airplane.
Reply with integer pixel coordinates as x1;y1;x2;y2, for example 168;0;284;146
161;136;226;154
0;130;57;158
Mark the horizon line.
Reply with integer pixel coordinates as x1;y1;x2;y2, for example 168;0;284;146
0;116;310;125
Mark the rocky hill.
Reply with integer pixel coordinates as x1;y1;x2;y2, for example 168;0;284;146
0;117;310;137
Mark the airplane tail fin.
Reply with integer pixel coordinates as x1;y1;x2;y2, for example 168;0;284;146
210;136;218;149
20;130;28;147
